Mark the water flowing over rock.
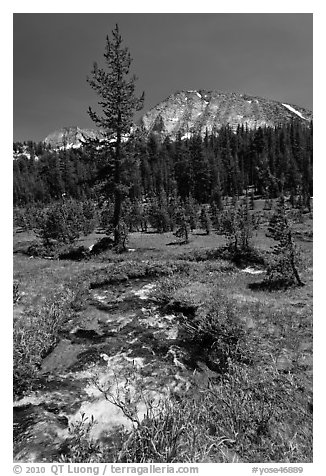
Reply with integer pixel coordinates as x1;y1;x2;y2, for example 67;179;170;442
13;279;190;462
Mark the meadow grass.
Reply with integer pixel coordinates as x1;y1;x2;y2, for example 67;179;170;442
13;216;313;462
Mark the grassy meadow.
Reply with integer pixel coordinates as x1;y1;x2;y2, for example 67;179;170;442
13;205;313;463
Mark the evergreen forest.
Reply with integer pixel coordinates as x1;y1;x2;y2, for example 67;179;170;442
13;120;313;208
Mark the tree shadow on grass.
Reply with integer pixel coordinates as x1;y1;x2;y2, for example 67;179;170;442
166;241;188;246
248;278;296;291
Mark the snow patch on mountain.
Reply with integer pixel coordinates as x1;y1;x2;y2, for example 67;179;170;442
282;103;307;120
13;151;39;161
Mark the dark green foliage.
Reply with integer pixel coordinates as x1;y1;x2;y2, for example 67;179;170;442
174;207;191;244
184;197;199;231
58;245;91;261
199;206;212;235
221;199;254;254
183;291;247;373
87;24;144;247
81;200;99;235
99;201;114;231
266;197;304;287
14;121;312;209
209;202;222;232
91;236;115;255
36;199;97;246
14;204;46;231
147;198;171;233
37;200;82;244
122;199;145;232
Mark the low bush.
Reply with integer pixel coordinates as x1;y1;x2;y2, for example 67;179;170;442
59;245;91;261
111;398;192;463
59;362;312;463
13;280;20;304
26;241;60;258
13;288;81;397
154;275;248;373
58;414;102;463
89;260;192;289
26;242;91;260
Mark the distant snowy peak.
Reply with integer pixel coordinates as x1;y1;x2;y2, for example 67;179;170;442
36;91;312;153
13;149;39;161
43;126;103;150
139;89;313;138
42;126;134;150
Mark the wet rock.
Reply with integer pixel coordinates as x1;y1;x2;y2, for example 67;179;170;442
132;283;156;300
72;329;104;341
14;405;69;463
41;340;85;374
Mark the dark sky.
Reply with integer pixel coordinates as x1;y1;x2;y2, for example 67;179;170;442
13;13;313;142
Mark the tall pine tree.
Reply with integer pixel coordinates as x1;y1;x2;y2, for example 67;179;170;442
87;24;144;246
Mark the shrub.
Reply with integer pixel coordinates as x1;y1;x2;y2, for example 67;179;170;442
36;199;97;247
13;280;20;304
265;196;304;287
14;205;45;231
173;207;190;244
58;414;102;463
220;199;254;254
122;199;144;232
59;245;91;261
59;359;312;463
36;199;83;245
154;276;246;373
61;353;312;463
180;291;247;372
147;201;171;233
13;289;78;396
113;398;190;463
81;200;99;235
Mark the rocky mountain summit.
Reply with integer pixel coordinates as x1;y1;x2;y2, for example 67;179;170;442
41;90;313;149
138;90;313;139
43;126;102;149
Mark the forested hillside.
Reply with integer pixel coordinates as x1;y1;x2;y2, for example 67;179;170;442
13;119;312;207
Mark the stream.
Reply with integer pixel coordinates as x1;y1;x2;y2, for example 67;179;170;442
13;278;201;462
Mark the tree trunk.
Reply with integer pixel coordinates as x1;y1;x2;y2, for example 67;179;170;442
288;231;305;286
112;189;122;244
112;123;122;246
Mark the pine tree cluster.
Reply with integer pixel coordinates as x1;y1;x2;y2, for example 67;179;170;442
14;120;312;208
